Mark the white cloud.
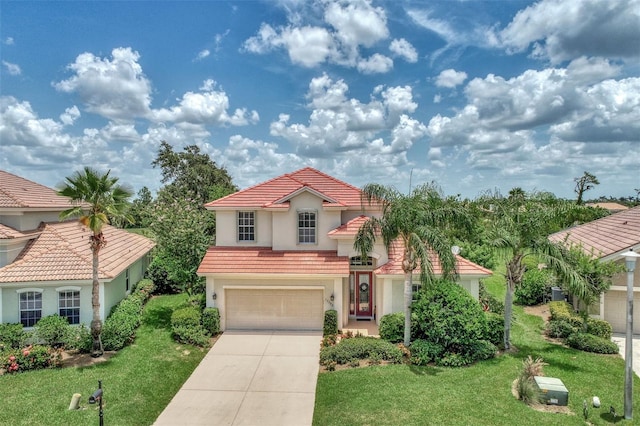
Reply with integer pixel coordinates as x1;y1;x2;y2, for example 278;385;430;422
389;38;418;63
195;49;210;61
53;47;152;120
59;106;80;125
498;0;640;63
435;69;467;88
3;37;14;45
357;53;393;74
243;0;391;72
2;61;21;76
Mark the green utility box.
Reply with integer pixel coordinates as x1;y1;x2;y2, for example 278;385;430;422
534;376;569;406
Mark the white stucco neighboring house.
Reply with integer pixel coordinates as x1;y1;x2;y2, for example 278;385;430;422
550;206;640;333
197;167;492;331
0;170;155;328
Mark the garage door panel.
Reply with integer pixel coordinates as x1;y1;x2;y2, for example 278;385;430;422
226;289;323;330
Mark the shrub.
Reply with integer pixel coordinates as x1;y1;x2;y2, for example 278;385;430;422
586;318;612;340
321;334;337;348
412;280;487;351
484;312;505;347
34;315;72;347
516;375;542;404
479;282;504;314
171;306;209;347
409;339;444;366
521;355;548;380
66;324;92;353
515;268;551;306
467;340;497;361
102;297;145;351
323;310;338;337
548;301;583;327
436;353;469;368
188;293;206;312
202;308;221;336
146;257;181;294
133;278;155;302
2;345;61;373
319;337;403;366
0;323;26;350
566;332;619;354
379;312;404;343
546;319;578;339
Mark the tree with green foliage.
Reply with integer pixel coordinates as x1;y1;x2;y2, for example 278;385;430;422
127;186;153;228
574;171;599;205
152;140;236;205
354;183;472;346
58;167;133;357
481;190;594;351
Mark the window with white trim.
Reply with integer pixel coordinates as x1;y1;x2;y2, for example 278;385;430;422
298;211;317;244
237;211;255;242
59;290;80;325
19;291;42;327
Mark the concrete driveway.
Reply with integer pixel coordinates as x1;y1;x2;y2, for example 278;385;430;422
611;334;640;377
154;331;322;426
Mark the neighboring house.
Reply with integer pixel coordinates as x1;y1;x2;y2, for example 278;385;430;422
0;170;155;328
197;167;491;331
550;206;640;333
586;202;629;213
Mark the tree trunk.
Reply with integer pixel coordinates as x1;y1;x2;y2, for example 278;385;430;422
91;242;103;357
404;271;412;346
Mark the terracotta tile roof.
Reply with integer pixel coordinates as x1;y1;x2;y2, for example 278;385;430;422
585;202;629;212
327;215;372;238
0;224;39;240
205;167;365;209
0;221;155;283
197;246;350;275
0;170;75;209
550;206;640;259
375;239;493;277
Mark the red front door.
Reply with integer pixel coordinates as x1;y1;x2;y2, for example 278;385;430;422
355;272;373;317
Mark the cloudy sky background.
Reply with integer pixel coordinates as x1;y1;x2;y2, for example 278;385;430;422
1;0;639;199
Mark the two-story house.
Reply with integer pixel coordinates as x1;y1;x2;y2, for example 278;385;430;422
0;170;155;328
197;167;491;331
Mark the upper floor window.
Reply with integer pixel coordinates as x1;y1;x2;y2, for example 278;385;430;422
237;211;255;242
19;291;42;327
350;256;374;266
298;211;317;244
59;290;80;325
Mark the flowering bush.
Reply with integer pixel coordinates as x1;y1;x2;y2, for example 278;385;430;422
2;345;60;374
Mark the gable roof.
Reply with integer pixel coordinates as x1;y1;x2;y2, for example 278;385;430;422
327;215;371;239
549;206;640;259
0;221;155;283
197;247;350;276
0;170;74;210
374;239;493;277
0;224;39;240
204;167;365;210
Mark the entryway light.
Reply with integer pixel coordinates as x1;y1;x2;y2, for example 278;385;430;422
212;292;217;300
330;293;335;302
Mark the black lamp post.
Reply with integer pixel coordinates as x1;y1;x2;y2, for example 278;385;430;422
89;380;104;426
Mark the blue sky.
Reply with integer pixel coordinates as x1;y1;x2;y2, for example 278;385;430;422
1;0;639;200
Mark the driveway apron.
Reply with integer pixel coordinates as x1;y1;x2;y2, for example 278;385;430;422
611;333;640;377
154;331;322;426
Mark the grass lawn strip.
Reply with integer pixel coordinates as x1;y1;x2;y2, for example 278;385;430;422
0;294;206;426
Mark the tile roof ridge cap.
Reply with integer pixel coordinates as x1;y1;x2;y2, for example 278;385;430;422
0;185;27;207
291;167;363;192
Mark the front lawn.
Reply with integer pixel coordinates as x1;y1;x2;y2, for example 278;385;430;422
0;294;206;426
314;301;640;425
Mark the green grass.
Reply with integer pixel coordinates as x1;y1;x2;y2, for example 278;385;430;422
0;294;206;426
314;280;640;425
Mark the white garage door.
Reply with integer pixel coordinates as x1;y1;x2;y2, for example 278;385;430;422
604;290;640;333
225;288;324;330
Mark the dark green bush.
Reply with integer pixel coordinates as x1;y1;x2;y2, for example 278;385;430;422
409;339;444;366
66;324;92;353
436;353;468;368
515;268;551;306
323;310;338;337
479;282;504;314
566;332;619;354
484;312;504;347
171;306;209;347
133;278;155;301
202;307;221;336
549;301;583;328
467;340;497;361
546;319;578;339
586;318;612;340
102;309;140;351
412;280;487;351
145;257;181;294
2;345;61;373
188;293;206;312
379;312;403;343
319;337;403;366
34;314;72;347
0;323;26;350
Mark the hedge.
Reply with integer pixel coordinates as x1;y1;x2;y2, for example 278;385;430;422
323;310;338;337
171;306;209;347
566;332;619;354
319;337;403;366
1;345;61;374
0;323;27;350
202;308;221;336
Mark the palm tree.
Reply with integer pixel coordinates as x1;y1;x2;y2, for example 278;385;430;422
485;191;590;351
58;167;133;357
354;183;472;346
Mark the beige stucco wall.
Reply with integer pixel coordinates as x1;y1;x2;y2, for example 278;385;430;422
0;211;61;232
215;210;273;247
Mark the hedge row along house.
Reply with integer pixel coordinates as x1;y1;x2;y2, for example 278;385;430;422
0;170;154;328
197;167;492;331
